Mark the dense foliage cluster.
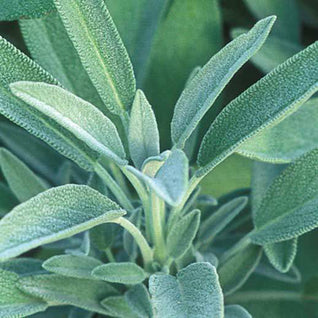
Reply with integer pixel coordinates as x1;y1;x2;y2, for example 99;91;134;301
0;0;317;317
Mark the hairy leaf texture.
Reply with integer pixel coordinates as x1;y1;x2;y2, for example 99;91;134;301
0;185;125;261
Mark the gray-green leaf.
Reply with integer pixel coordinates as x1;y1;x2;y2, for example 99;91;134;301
149;262;223;318
129;90;160;169
197;41;318;177
225;305;252;318
171;16;275;148
92;262;147;285
54;0;136;116
101;296;139;318
0;184;125;261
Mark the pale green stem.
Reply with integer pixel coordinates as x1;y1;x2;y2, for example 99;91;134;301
151;191;166;263
113;217;153;269
109;162;131;196
95;163;134;211
105;248;116;263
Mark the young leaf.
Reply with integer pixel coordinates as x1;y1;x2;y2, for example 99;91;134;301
19;274;119;315
101;296;139;318
0;184;125;261
218;244;263;295
92;262;147;285
129;90;160;169
125;284;153;318
0;258;45;277
42;255;103;280
10;81;127;166
197;41;318;177
0;0;55;21
238;98;318;163
127;149;189;206
167;209;200;259
250;149;318;245
0;269;48;317
199;197;248;244
225;305;252;318
54;0;136;116
0;148;48;202
171;16;275;148
149;262;224;317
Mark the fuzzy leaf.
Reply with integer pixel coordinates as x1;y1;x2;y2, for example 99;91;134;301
0;0;55;21
171;16;275;148
199;197;248;244
0;148;48;202
125;284;153;318
149;262;223;318
101;296;139;318
0;258;45;277
0;269;48;317
197;42;318;177
250;149;318;245
167;210;200;259
0;184;125;261
11;81;127;166
19;274;119;315
225;305;252;318
54;0;136;116
219;244;262;295
89;224;114;252
129;90;160;169
127;149;188;206
42;255;103;280
92;262;146;285
238;98;318;163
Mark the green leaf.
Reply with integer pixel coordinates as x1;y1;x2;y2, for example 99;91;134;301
250;148;318;245
0;0;55;21
238;98;318;163
127;149;189;206
54;0;136;116
144;0;223;148
199;197;248;245
0;269;48;317
19;274;119;315
0;258;45;277
167;209;200;259
171;16;275;148
243;0;300;42
197;42;318;177
68;308;94;318
149;262;223;317
11;81;127;166
251;161;296;273
0;148;48;202
89;223;114;252
0;182;19;217
92;262;147;285
0;184;125;261
129;90;160;169
125;284;153;318
232;29;301;73
219;244;263;295
225;305;252;318
42;255;103;280
101;296;139;318
19;12;106;113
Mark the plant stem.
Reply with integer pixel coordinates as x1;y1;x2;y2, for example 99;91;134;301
151;191;166;264
219;235;251;264
105;248;116;263
95;163;134;211
109;162;131;196
113;217;153;269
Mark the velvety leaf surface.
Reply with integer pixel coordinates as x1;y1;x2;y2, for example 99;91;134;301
43;255;103;279
19;274;119;315
251;149;318;244
0;269;48;317
92;262;147;285
0;185;125;261
197;42;318;176
0;148;48;202
101;296;139;318
149;262;223;317
54;0;136;116
171;16;275;148
0;258;45;277
129;90;160;169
